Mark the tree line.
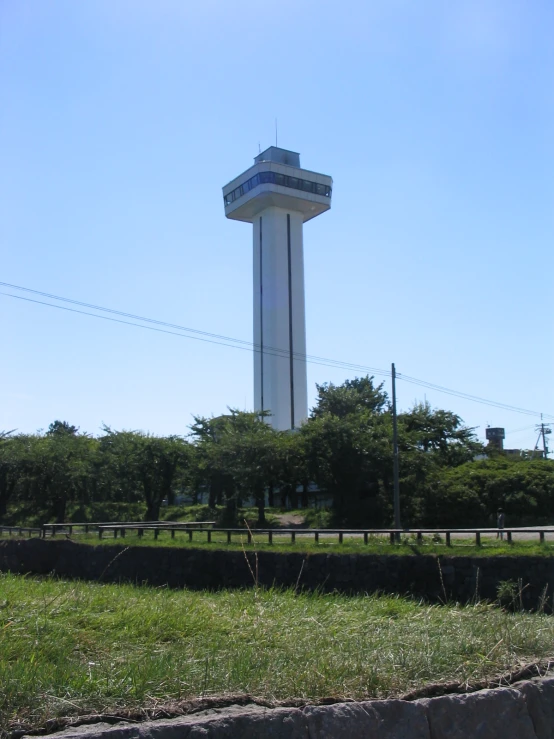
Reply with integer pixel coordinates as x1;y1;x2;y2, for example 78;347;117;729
1;377;552;527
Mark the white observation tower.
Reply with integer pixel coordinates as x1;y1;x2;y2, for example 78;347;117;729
222;147;333;430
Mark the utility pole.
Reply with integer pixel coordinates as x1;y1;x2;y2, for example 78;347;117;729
391;363;401;533
535;416;551;458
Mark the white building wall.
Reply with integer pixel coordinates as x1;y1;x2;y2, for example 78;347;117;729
253;206;308;430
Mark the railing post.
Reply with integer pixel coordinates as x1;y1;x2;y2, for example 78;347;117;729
364;532;368;545
247;531;252;544
227;530;231;544
138;528;143;538
291;531;295;544
188;530;193;542
540;531;545;544
507;531;512;544
315;531;319;543
113;529;118;539
446;532;451;547
339;532;343;544
417;531;423;544
207;530;212;543
475;532;481;546
389;532;395;545
171;529;175;539
99;529;103;539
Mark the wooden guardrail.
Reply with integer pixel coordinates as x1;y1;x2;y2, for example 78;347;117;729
0;526;42;538
2;522;552;546
98;522;216;539
41;521;185;537
94;525;553;546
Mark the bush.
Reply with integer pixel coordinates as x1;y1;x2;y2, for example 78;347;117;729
160;504;220;523
301;508;333;528
67;502;147;523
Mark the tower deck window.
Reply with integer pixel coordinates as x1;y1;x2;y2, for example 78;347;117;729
223;171;332;206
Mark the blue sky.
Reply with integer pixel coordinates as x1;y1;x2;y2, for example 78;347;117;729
1;0;552;453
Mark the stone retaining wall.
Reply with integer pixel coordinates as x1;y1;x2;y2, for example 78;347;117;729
46;676;554;739
1;538;553;608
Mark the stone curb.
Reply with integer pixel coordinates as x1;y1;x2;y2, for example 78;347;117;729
41;676;554;739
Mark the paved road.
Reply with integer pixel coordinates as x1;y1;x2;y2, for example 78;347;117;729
450;526;554;542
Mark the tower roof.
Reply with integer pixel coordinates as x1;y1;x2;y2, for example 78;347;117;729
254;147;300;168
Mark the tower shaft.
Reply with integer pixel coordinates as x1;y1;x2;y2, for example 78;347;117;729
253;207;307;430
222;146;332;431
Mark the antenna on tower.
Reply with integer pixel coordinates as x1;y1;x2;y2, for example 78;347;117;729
275;118;278;147
258;141;261;154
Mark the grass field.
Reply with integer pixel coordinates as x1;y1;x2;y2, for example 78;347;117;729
1;573;554;735
69;529;554;557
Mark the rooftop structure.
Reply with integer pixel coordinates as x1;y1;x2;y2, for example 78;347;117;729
486;427;506;450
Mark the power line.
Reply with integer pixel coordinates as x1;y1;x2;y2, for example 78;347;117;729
0;281;390;377
505;424;537;435
2;283;553;421
1;291;381;374
396;373;554;420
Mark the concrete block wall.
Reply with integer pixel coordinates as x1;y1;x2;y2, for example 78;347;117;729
1;539;554;609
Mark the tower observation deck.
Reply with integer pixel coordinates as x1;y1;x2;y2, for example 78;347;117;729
222;147;333;430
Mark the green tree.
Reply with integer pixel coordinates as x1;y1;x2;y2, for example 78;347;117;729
312;376;388;418
302;377;392;525
189;414;239;512
190;410;280;525
423;456;554;527
97;428;146;508
396;402;483;524
100;430;190;522
0;431;22;521
399;402;482;466
41;421;96;522
303;378;483;527
275;430;308;509
7;423;97;523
